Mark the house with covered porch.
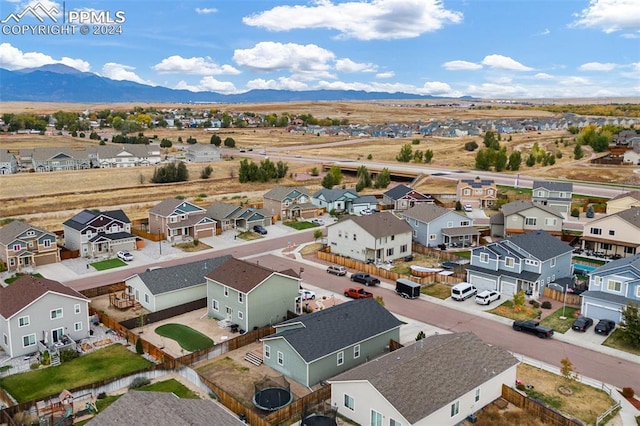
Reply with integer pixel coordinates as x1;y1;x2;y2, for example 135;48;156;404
148;198;216;242
263;186;318;221
0;221;60;272
402;204;480;249
63;209;137;258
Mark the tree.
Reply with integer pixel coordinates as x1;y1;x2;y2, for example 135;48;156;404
526;154;536;167
413;150;423;163
415;331;426;341
160;138;172;148
455;201;462;211
200;165;213;179
356;165;372;192
574;144;584;160
494;148;507;172
475;148;492;171
483;131;499;149
508;151;522;171
464;141;478;151
571;208;580;218
513;290;525;307
620;302;640;348
375;168;391;189
411;138;420;145
223;137;236;148
396;144;413;162
210;134;221;146
135;338;144;355
560;357;578;382
186;136;197;144
328;165;343;186
586;205;595;218
424;149;434;163
313;229;323;241
321;173;337;189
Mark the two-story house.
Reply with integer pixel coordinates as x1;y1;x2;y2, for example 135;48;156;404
0;149;18;174
490;201;564;238
205;202;271;232
580;207;640;258
403;204;480;249
606;191;640;214
327;212;413;263
262;298;402;387
328;332;518;426
457;177;497;208
532;180;573;216
311;188;359;213
581;253;640;323
206;257;300;332
382;184;434;211
0;275;89;358
97;144;162;168
184;144;221;163
263;186;318;220
0;221;60;271
63;209;137;258
466;230;574;298
148;198;216;242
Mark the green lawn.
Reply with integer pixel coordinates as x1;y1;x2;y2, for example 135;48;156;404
74;395;121;426
285;221;318;230
4;272;43;284
237;231;262;241
155;324;214;352
603;329;640;356
539;307;579;333
421;283;451;299
488;300;539;321
137;378;200;398
0;344;152;403
90;258;127;271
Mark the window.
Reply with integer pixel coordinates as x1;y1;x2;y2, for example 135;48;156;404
607;280;622;292
636;287;640;298
238;293;244;304
525;217;537;226
12;244;21;251
370;410;383;426
23;334;36;347
550;258;556;267
353;234;357;241
344;394;355;410
277;351;284;366
144;293;150;303
487;189;495;196
461;220;470;226
625;246;636;255
44;240;51;248
463;189;470;195
386;248;394;257
450;401;460;417
74;322;83;332
337;351;344;366
224;286;229;297
212;299;219;311
475;388;481;402
264;345;270;359
400;244;407;253
354;344;360;359
238;311;243;320
74;304;81;314
590;227;602;235
601;243;612;250
412;230;417;238
608;230;615;236
3;334;7;345
18;316;30;327
390;419;402;426
447;221;453;227
480;253;489;263
429;234;437;240
545;218;557;226
505;257;514;268
50;308;63;320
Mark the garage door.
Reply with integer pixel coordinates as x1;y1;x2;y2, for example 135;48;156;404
196;228;214;238
469;275;497;292
501;281;516;298
34;252;58;266
583;302;621;323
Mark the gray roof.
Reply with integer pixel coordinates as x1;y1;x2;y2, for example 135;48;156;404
459;178;495;188
342;212;413;238
581;290;637;306
86;391;244;426
591;252;640;276
352;195;378;205
63;209;131;231
312;188;358;202
136;255;231;295
264;298;402;363
615;206;640;228
490;212;504;225
0;221;51;245
505;230;573;261
328;332;518;423
0;149;16;163
532;180;573;193
403;204;466;223
263;186;310;201
149;198;204;217
383;184;412;199
609;190;640;202
501;201;563;218
205;202;243;220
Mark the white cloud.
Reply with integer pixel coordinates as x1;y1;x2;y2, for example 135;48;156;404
175;77;238;94
419;81;461;96
376;71;395;78
537;28;551;36
481;54;533;71
578;62;617;71
175;80;201;92
534;73;554;80
101;63;155;85
621;33;639;38
246;77;309;91
570;0;640;33
195;7;217;15
0;43;90;71
335;58;377;73
243;0;462;41
153;55;240;75
442;60;482;71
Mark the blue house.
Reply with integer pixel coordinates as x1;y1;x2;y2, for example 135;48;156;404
312;188;359;213
403;204;480;248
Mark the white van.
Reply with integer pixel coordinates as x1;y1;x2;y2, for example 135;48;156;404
451;282;477;301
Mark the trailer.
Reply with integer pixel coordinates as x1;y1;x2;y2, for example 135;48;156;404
395;278;421;299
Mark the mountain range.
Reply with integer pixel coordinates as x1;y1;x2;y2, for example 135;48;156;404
0;64;468;103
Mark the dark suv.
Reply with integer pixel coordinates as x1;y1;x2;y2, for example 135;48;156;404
594;319;616;335
253;225;268;235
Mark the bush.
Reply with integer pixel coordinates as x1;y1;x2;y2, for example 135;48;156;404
97;392;107;399
60;349;79;363
464;141;479;151
570;208;580;218
129;377;151;389
528;300;540;309
541;301;552;309
135;338;143;354
622;387;635;398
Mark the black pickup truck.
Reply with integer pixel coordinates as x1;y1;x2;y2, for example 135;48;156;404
350;273;380;286
512;320;554;339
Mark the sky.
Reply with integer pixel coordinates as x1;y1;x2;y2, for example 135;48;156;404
0;0;639;99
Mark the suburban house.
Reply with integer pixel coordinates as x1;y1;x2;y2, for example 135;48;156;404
457;177;497;208
580;207;640;258
623;146;640;165
382;184;434;211
328;332;519;426
262;298;403;387
20;145;162;171
0;275;89;358
148;198;216;242
490;201;564;238
63;209;137;258
580;254;640;323
312;188;359;213
184;144;221;163
96;144;162;168
606;191;640;214
532;180;573;216
466;230;574;298
206;257;300;333
326;212;413;263
0;221;60;272
0;149;18;174
350;195;379;215
403;204;480;249
87;391;245;426
263;186;318;220
125;256;231;312
205;202;271;232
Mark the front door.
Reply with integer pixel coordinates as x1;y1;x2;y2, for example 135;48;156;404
226;307;232;321
51;327;64;343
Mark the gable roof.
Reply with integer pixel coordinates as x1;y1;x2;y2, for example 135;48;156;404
608;190;640;203
149;198;204;217
403;204;465;223
0;275;87;319
205;202;243;220
341;212;412;238
615;206;640;228
265;298;402;362
328;332;518;423
86;391;244;426
592;252;640;276
135;255;231;295
458;177;495;188
206;257;298;293
501;201;563;218
532;180;573;193
63;209;130;231
263;186;310;201
0;221;51;245
312;188;358;202
505;230;572;261
383;184;427;201
352;195;378;205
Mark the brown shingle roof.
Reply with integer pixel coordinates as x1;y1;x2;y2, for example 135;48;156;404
206;257;291;293
609;190;640;202
0;275;87;319
403;204;464;223
346;212;412;238
616;206;640;228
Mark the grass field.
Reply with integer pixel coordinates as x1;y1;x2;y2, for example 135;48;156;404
154;324;214;352
90;258;127;271
489;300;539;321
4;272;43;284
540;307;579;333
0;344;153;402
421;283;452;299
137;378;200;398
603;329;640;356
285;221;319;230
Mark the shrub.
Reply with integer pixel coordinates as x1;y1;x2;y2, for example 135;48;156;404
541;301;552;309
60;349;79;363
464;141;479;151
129;377;151;389
97;392;107;400
135;338;143;354
570;208;580;218
528;300;540;309
622;387;635;398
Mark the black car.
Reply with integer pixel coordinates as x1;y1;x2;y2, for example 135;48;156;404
571;316;594;332
350;273;380;286
253;225;268;235
594;319;616;335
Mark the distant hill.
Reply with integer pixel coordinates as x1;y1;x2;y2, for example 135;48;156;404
0;65;471;103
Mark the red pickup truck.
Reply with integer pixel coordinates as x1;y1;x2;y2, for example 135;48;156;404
344;287;374;299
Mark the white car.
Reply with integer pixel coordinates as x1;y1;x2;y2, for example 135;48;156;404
299;289;316;300
311;218;325;225
117;250;133;261
463;204;473;212
475;290;500;305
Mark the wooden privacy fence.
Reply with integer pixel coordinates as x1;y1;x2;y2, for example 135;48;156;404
543;287;582;306
501;385;583;426
81;282;126;298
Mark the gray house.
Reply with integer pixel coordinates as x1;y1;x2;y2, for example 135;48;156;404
350;195;379;215
580;254;640;323
205;202;271;232
125;256;231;312
184;144;221;163
312;189;359;212
382;184;434;211
0;149;18;174
206;257;300;332
63;209;137;258
0;275;89;358
466;230;574;298
403;204;480;248
532;180;573;216
261;298;403;387
490;201;564;238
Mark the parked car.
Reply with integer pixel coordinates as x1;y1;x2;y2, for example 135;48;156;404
594;319;616;335
299;289;316;300
311;218;325;225
463;204;473;212
253;225;268;235
475;290;500;305
327;265;347;276
572;316;594;332
117;250;133;261
512;320;554;339
344;287;373;299
350;273;380;286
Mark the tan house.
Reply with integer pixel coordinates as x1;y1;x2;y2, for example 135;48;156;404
263;186;318;220
490;201;564;238
457;177;497;208
606;190;640;214
148;198;216;242
0;221;60;272
581;207;640;258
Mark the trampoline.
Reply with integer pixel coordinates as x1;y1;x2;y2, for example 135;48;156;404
252;387;293;411
301;414;337;426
